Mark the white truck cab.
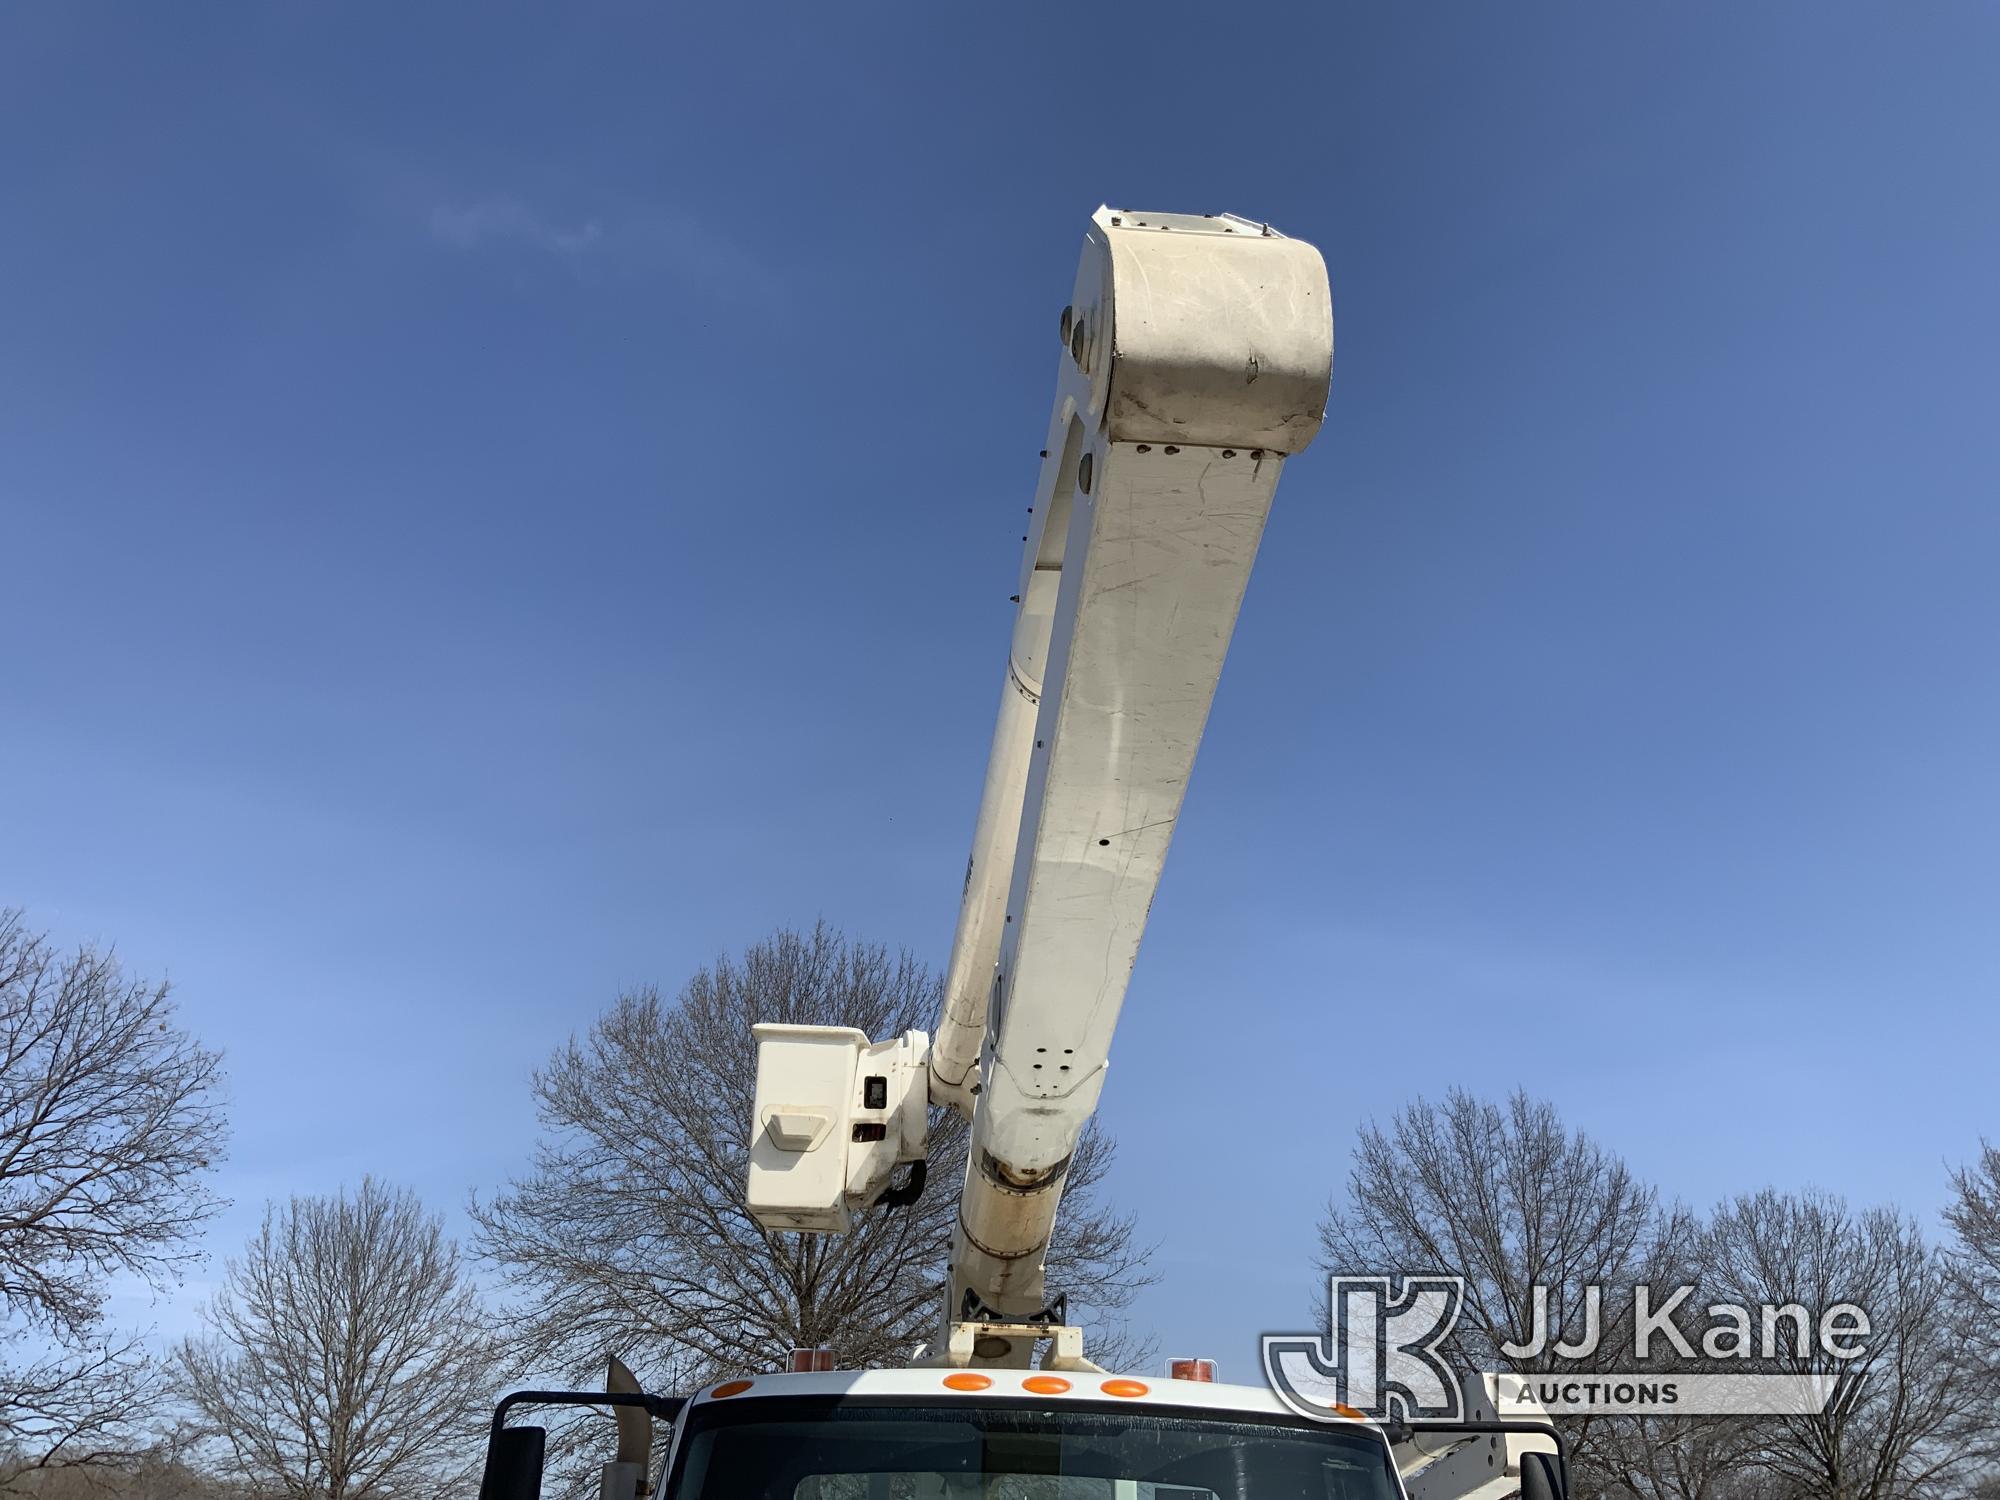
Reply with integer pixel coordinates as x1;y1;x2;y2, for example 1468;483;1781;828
657;1368;1408;1499
475;1366;1565;1500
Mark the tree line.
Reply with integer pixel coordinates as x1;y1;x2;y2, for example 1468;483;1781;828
0;905;1993;1499
1317;1091;2000;1499
0;915;1142;1499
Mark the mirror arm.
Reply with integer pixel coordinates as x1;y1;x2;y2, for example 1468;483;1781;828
1391;1418;1571;1498
479;1388;689;1500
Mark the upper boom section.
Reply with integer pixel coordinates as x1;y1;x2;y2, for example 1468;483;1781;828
930;210;1333;1118
936;210;1332;1338
744;208;1332;1364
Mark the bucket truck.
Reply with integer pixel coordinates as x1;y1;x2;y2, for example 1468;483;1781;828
476;208;1568;1500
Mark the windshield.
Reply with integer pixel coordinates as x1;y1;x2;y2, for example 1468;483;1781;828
665;1398;1402;1500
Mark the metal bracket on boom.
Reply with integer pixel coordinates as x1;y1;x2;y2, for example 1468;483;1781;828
926;1289;1103;1373
959;1286;1066;1328
936;1319;1104;1373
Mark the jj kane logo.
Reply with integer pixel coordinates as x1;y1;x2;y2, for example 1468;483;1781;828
1262;1276;1469;1422
1263;1277;1870;1422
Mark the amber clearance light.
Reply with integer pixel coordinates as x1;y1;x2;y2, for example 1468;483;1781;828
1100;1379;1149;1398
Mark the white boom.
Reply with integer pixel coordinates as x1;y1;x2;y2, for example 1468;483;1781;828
746;206;1333;1366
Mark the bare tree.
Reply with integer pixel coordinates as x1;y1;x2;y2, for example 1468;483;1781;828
1944;1141;2000;1453
177;1180;501;1500
1704;1188;1984;1500
1;1440;229;1500
471;923;1154;1399
0;910;226;1478
1315;1089;1717;1498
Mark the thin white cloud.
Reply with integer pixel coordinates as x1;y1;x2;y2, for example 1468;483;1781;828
422;189;787;312
429;196;602;256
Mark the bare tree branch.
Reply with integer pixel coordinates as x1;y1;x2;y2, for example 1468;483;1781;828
1705;1189;1985;1500
470;922;1155;1400
0;911;226;1473
1944;1139;2000;1476
176;1180;501;1500
1317;1091;1997;1500
1316;1088;1701;1494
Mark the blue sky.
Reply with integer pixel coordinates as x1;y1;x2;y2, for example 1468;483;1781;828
4;4;1997;1380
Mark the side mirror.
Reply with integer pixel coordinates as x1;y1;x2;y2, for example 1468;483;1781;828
478;1424;546;1500
477;1386;687;1500
1520;1450;1567;1500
